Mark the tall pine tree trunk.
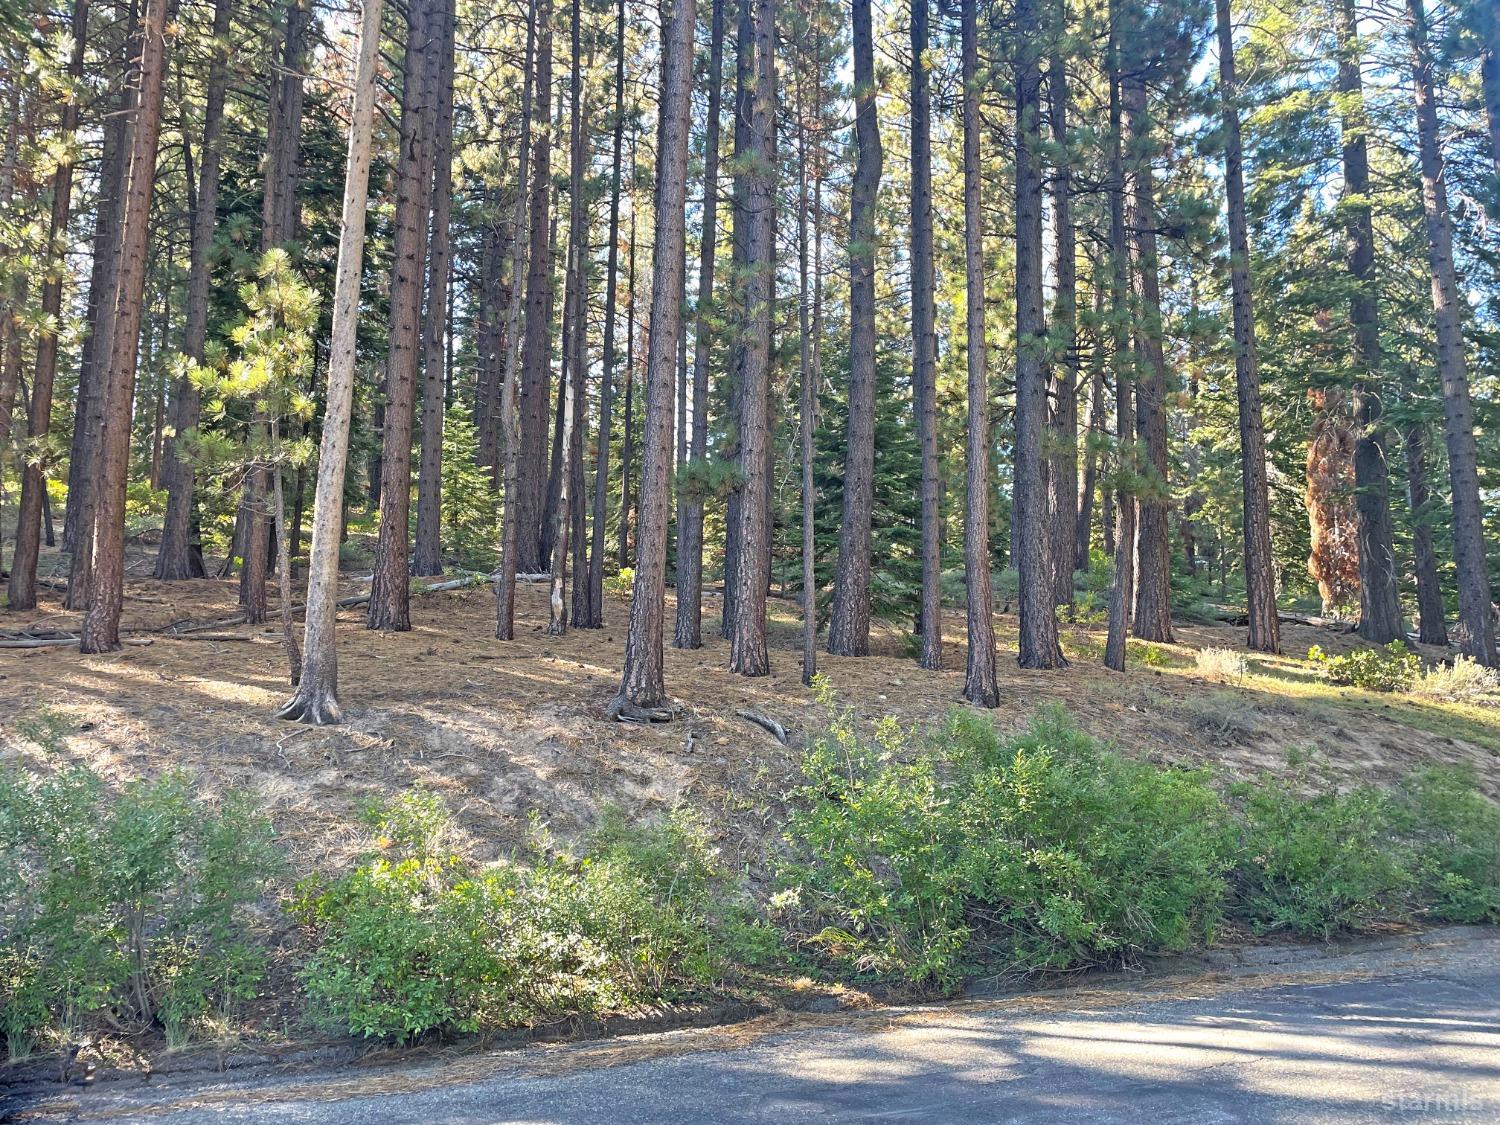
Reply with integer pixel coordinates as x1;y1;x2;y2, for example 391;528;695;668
1400;374;1448;646
66;0;137;607
1408;0;1496;666
79;0;169;653
516;1;556;575
155;0;225;583
1014;0;1065;669
1218;0;1280;653
614;0;697;714
1122;74;1173;644
674;0;725;649
496;0;539;639
1103;9;1136;673
552;0;587;635
961;0;999;705
277;0;385;722
413;0;457;577
1334;0;1402;645
827;0;880;658
587;0;633;630
727;0;775;676
1047;49;1079;611
9;0;90;610
911;0;942;669
368;2;438;631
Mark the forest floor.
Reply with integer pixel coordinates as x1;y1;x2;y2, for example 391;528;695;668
4;544;1498;889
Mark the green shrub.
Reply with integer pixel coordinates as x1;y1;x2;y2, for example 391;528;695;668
1399;767;1500;924
1230;763;1413;937
294;795;741;1041
778;708;1232;986
0;767;281;1056
1307;641;1420;692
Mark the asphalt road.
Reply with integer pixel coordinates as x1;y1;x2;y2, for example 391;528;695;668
8;929;1498;1124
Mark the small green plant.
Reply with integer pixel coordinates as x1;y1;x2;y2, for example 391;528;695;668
1128;640;1172;668
1195;647;1248;684
13;706;72;754
294;794;743;1041
1306;641;1420;692
603;567;635;599
1411;656;1500;703
0;768;281;1057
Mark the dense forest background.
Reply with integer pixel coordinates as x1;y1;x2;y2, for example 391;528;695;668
0;0;1496;719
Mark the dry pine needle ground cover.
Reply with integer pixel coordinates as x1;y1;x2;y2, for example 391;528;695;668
3;559;1498;884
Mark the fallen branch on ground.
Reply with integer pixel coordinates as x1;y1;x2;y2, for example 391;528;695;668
736;709;789;745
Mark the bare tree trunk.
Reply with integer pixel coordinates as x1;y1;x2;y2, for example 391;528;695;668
908;0;942;670
674;0;725;648
795;18;818;685
827;0;880;658
1408;0;1496;666
588;0;632;630
1075;296;1106;572
961;0;999;706
516;0;556;575
369;1;438;631
67;0;138;606
551;0;587;636
9;0;90;611
412;0;457;577
1217;0;1281;654
277;0;384;722
1014;0;1065;669
79;0;169;653
1103;9;1135;673
618;182;637;568
496;0;539;640
1122;74;1173;645
720;0;752;641
1400;378;1448;646
1327;0;1401;646
1047;49;1079;612
727;0;775;677
155;0;225;583
615;0;697;713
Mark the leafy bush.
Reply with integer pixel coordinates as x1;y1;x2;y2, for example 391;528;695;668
1398;767;1500;924
778;708;1232;986
1411;656;1500;703
1230;767;1412;938
1196;647;1248;684
1231;757;1500;935
1307;641;1420;692
0;767;281;1056
294;794;741;1041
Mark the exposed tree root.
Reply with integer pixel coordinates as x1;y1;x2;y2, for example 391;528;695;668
736;708;788;745
605;694;677;724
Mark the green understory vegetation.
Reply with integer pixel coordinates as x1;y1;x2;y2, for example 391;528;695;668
2;700;1497;1051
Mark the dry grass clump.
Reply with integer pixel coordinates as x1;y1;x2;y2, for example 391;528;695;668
1412;656;1500;704
1196;647;1248;684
